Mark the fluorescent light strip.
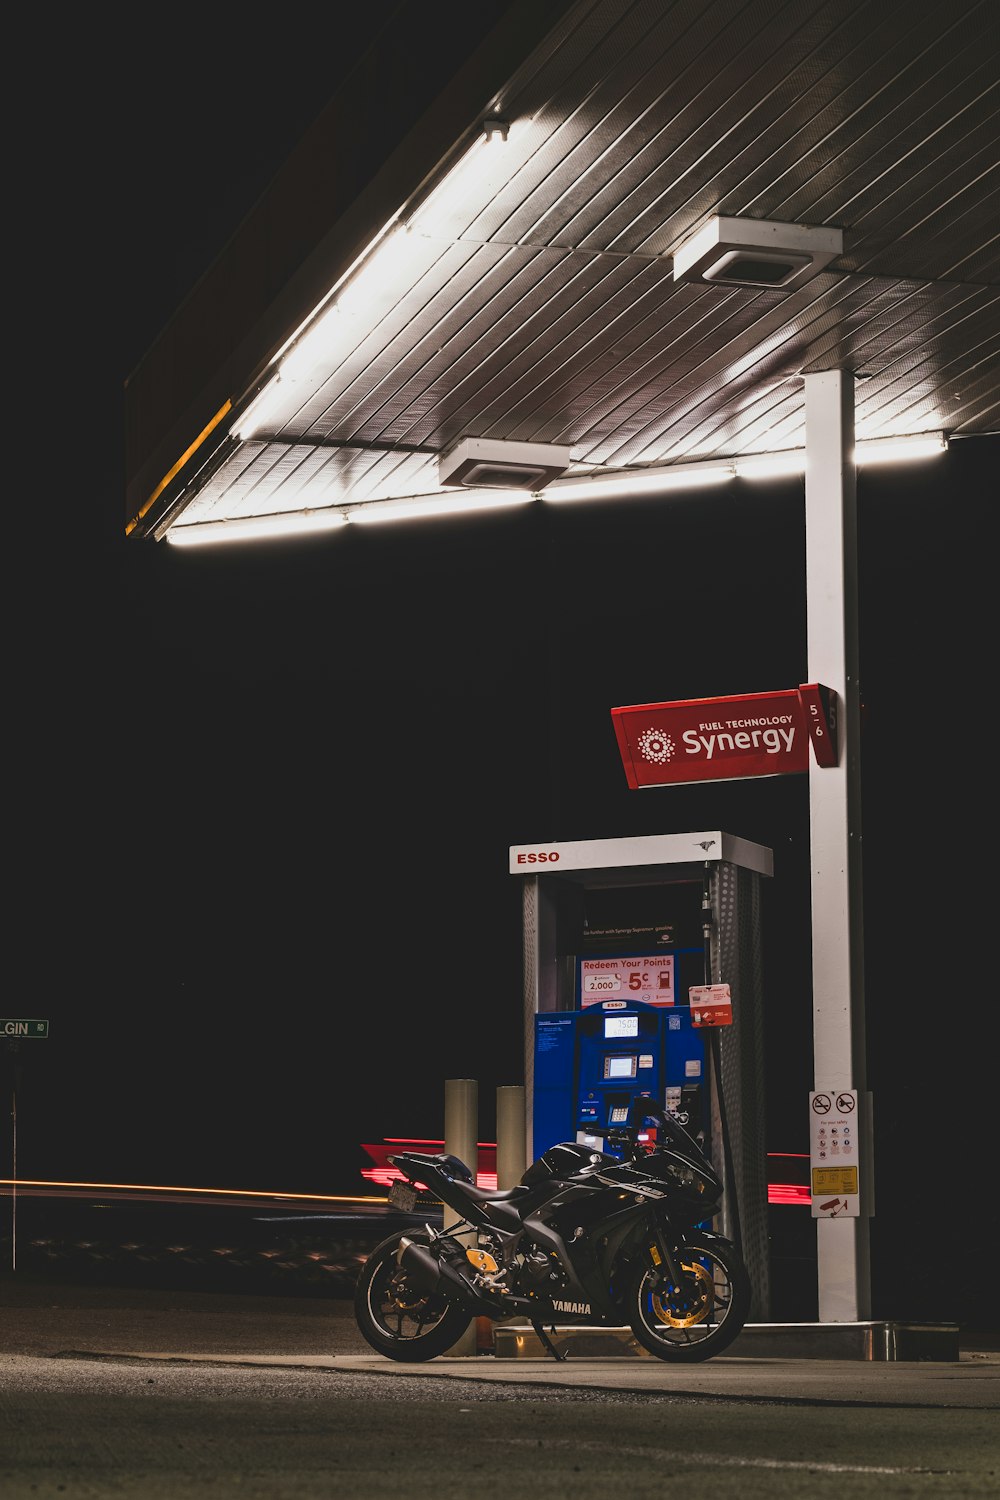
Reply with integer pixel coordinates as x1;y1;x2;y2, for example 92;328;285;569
855;432;946;464
408;118;517;234
233;378;289;441
232;122;518;442
544;461;736;501
735;450;805;479
231;229;414;439
166;432;949;545
735;433;946;479
545;433;945;500
166;509;348;547
346;490;534;524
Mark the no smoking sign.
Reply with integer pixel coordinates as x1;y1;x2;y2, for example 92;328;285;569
810;1087;860;1218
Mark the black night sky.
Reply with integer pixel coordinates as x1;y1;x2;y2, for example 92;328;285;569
7;11;993;1330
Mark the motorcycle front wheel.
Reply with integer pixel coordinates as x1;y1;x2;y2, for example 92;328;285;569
353;1231;473;1362
627;1231;750;1363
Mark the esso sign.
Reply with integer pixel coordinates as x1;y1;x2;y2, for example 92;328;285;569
515;850;561;864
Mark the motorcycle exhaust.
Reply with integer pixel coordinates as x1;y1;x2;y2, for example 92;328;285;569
398;1237;484;1306
397;1237;537;1315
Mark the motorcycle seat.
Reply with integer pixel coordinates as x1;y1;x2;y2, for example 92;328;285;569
455;1182;531;1205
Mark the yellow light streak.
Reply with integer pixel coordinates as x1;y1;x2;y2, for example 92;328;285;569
126;400;233;537
0;1178;386;1204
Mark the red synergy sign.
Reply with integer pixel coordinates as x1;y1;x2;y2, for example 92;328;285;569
611;684;837;789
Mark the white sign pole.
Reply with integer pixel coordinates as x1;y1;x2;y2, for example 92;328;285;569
804;370;872;1322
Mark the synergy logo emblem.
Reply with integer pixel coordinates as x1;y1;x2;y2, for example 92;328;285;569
637;727;675;764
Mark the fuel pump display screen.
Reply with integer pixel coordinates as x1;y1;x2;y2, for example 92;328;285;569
604;1056;638;1079
605;1015;639;1039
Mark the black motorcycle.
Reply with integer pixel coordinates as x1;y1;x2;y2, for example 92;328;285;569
354;1096;750;1363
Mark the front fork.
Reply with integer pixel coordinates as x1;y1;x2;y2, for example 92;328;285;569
646;1222;684;1294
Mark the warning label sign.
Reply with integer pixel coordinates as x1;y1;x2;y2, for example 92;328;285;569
688;983;733;1028
811;1166;859;1196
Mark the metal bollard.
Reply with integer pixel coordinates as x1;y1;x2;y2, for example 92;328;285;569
496;1085;526;1188
444;1079;478;1356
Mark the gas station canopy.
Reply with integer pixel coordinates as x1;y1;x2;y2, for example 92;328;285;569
125;0;999;544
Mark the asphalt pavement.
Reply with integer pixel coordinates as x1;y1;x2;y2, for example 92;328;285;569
3;1275;997;1410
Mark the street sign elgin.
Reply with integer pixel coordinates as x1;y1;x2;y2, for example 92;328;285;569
0;1019;49;1039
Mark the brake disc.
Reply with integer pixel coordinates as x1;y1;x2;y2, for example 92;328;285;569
651;1259;714;1327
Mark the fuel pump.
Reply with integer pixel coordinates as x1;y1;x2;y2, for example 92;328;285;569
512;830;772;1319
533;998;706;1159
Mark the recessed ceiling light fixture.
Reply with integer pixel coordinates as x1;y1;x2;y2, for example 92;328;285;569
438;437;572;490
672;216;843;289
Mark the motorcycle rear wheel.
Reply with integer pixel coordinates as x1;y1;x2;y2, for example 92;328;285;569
354;1231;473;1362
627;1231;750;1362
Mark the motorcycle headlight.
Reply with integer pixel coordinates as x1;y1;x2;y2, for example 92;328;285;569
663;1162;705;1193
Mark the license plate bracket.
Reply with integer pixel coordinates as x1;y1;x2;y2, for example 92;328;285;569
389;1181;417;1211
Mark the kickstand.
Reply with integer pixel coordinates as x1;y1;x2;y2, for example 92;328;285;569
531;1319;568;1362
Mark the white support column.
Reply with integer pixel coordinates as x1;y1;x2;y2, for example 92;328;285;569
804;370;872;1322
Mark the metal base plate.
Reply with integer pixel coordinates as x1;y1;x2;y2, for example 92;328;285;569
491;1321;960;1362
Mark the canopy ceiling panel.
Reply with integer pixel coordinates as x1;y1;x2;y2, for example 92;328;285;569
125;0;999;540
